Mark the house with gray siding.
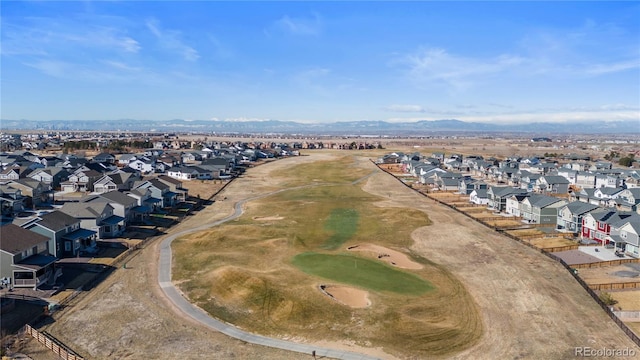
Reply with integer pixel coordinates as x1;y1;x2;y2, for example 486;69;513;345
0;224;56;289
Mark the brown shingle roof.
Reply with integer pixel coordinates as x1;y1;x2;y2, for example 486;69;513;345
37;211;79;231
0;224;50;254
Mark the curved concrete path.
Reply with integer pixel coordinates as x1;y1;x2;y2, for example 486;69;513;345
158;179;382;360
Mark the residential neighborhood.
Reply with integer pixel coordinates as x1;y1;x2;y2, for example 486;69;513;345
380;150;640;259
1;132;639;359
0;138;302;293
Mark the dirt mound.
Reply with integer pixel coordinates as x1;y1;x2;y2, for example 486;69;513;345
319;284;370;308
347;243;423;269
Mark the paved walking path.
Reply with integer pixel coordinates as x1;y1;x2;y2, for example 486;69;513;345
158;179;382;360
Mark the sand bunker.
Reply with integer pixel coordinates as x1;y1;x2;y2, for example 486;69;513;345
252;216;284;221
347;244;423;270
319;284;370;308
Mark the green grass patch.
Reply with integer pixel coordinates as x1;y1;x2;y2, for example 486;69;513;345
291;252;434;295
323;208;359;250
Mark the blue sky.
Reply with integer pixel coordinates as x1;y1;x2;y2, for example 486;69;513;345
2;1;639;124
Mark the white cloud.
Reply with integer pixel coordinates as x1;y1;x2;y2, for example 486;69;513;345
102;60;141;72
383;104;425;113
585;60;639;75
1;20;140;56
24;59;69;78
402;48;524;90
207;34;233;59
146;18;199;61
274;13;322;36
291;67;332;95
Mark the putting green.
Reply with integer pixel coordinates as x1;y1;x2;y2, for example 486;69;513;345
291;252;434;295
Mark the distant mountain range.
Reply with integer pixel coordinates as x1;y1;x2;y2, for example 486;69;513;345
1;119;638;135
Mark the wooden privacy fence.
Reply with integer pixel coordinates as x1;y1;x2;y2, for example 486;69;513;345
587;282;640;291
24;324;84;360
543;245;580;253
571;258;640;269
510;233;547;240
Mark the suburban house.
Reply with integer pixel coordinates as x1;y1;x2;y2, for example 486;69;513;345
60;169;102;193
469;189;490;206
505;193;528;217
117;154;138;166
181;152;204;163
624;172;640;188
0;224;57;289
83;191;138;225
4;179;51;207
575;172;597;189
595;174;622;189
557;201;600;235
0;166;22;181
556;168;578;185
487;186;528;212
92;171;139;193
59;201;124;239
132;179;177;208
124;188;154;222
0;185;25;218
27;167;69;190
199;157;234;179
416;166;447;184
535;175;570;194
92;153;116;164
520;194;567;224
458;178;487;195
25;210;97;258
128;158;157;174
616;188;640;213
167;165;211;181
581;210;637;245
157;175;188;202
606;218;640;258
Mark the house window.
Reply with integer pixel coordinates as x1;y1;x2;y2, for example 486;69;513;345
65;241;72;252
621;232;627;239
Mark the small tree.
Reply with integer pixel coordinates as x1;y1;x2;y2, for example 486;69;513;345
619;153;635;167
599;291;618;306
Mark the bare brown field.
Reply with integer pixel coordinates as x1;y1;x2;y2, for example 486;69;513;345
506;228;546;237
486;219;524;228
529;237;578;249
428;192;462;200
611;290;640;310
579;265;640;285
460;206;489;213
627;323;640;335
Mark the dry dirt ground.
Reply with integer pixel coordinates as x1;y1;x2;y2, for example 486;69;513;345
611;290;640;311
20;151;640;360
